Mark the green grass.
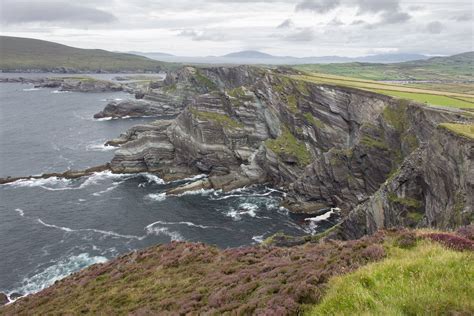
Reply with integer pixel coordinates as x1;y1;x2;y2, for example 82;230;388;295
294;73;474;109
293;52;474;82
0;36;175;72
303;113;325;129
372;89;474;109
307;240;474;315
265;127;311;166
438;123;474;139
190;108;243;129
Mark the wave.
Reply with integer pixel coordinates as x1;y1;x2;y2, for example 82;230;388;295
5;177;73;190
141;173;165;185
146;192;167;202
8;253;107;297
145;226;184;241
252;234;265;243
86;143;116;152
36;218;146;240
22;88;41;91
225;202;258;221
173;188;218;197
304;208;339;234
51;90;70;94
15;208;25;217
146;220;211;230
92;184;118;196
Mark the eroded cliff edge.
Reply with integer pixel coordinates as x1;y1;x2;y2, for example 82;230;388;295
105;65;473;237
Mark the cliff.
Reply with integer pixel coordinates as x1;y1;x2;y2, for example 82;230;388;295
105;65;473;236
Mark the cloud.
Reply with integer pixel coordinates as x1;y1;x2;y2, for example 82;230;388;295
452;12;473;22
295;0;340;14
0;0;117;25
282;27;315;41
178;29;228;41
426;21;443;34
277;18;294;29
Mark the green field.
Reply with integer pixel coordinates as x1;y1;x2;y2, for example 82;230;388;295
294;73;474;110
0;36;177;72
294;52;474;82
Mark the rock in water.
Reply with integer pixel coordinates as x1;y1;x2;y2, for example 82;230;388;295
94;99;180;119
0;293;8;305
9;293;23;301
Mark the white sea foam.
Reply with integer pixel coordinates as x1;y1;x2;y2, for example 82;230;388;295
174;188;217;197
36;218;146;240
252;235;265;243
51;90;70;94
92;184;118;196
304;209;335;223
225;203;259;221
6;177;73;190
146;220;211;229
141;173;165;185
22;88;41;91
9;253;107;297
146;192;167;202
15;208;25;217
95;117;114;121
146;226;184;241
86;143;116;152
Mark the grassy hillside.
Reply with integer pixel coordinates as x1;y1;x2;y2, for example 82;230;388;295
292;73;474;110
307;237;474;315
2;228;473;314
294;52;474;82
0;36;175;72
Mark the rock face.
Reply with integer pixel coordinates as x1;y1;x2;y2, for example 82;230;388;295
94;99;179;119
0;77;123;92
107;65;473;236
0;293;8;305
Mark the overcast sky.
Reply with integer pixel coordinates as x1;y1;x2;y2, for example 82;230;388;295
0;0;472;57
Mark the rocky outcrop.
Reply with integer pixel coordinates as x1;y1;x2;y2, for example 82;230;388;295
94;99;180;119
0;293;8;306
104;65;473;234
1;76;123;92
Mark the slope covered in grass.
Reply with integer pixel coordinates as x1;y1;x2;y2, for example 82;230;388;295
0;36;175;72
307;239;474;315
293;52;474;82
293;73;474;109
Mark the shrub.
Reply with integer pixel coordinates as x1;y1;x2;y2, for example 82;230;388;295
423;233;474;252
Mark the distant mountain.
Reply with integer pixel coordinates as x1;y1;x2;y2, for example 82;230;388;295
129;51;175;58
133;49;431;65
0;36;173;73
221;50;275;59
356;53;429;63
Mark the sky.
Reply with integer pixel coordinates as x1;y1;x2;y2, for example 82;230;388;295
0;0;473;57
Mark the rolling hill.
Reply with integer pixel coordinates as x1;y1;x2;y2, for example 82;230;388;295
0;36;174;73
293;52;474;81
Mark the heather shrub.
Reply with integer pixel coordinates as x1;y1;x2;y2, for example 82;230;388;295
424;233;474;251
394;230;418;249
457;224;474;241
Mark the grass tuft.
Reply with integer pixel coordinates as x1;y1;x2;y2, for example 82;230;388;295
307;241;474;315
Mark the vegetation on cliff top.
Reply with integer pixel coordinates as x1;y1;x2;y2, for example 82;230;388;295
439;123;474;139
2;228;472;315
293;73;474;109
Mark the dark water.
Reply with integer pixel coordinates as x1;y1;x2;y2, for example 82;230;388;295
0;80;338;297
